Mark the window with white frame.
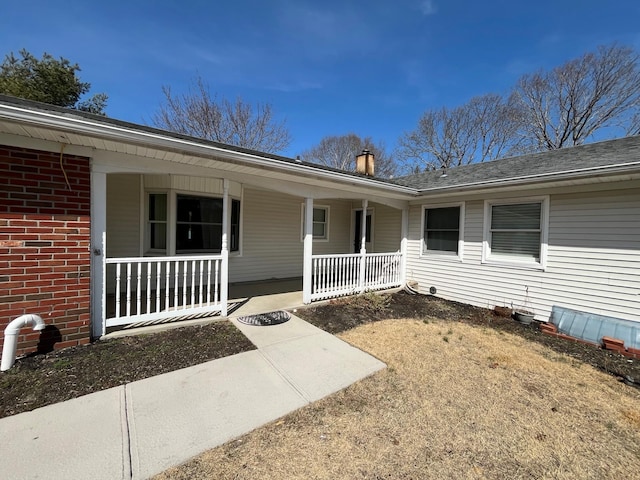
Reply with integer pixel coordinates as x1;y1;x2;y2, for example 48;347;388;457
483;198;548;267
146;192;240;254
148;193;168;252
422;205;463;257
300;205;329;241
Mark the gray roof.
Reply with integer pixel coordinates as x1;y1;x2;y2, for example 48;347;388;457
392;135;640;192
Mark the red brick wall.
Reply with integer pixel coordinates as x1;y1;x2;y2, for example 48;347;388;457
0;145;92;357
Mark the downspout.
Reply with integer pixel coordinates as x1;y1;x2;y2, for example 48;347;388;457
1;314;46;371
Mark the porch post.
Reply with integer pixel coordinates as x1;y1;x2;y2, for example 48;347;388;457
358;199;368;293
220;179;229;316
400;207;409;285
303;197;314;304
90;168;107;338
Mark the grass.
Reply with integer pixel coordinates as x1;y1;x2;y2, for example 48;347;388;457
155;318;640;480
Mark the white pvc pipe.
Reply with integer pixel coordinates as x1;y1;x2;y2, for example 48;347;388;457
1;314;46;371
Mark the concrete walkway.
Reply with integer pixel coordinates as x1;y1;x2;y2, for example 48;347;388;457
0;313;385;480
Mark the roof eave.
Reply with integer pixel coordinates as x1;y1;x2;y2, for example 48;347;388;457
0;102;417;197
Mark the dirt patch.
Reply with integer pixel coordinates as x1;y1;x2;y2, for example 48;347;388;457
155;319;640;480
298;291;640;386
0;321;254;418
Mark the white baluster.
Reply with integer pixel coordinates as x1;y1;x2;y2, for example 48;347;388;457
182;261;188;308
173;261;179;309
115;263;121;318
198;260;204;306
146;262;151;313
126;262;132;317
136;262;142;315
156;261;161;312
190;260;196;307
206;260;212;305
214;260;219;304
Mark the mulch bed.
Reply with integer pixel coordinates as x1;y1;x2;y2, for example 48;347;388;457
296;291;640;387
0;321;255;418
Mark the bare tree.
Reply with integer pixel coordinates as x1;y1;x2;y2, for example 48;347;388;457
513;44;640;149
397;94;524;170
152;76;292;153
300;133;398;178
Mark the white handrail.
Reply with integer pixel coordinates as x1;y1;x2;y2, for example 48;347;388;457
105;254;225;327
310;251;403;301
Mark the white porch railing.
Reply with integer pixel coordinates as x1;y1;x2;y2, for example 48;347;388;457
104;254;225;330
311;251;403;301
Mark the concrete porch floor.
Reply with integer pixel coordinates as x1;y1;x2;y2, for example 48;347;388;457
228;277;303;317
105;277;305;338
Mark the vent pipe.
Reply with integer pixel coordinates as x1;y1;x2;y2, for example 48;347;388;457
1;314;46;371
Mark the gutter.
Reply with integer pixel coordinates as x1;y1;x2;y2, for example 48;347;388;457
0;103;416;197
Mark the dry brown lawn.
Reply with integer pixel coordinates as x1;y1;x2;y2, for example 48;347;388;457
156;319;640;479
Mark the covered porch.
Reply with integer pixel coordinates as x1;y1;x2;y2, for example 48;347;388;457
96;166;409;336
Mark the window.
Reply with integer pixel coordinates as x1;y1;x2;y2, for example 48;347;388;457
312;207;328;239
146;193;240;255
176;195;223;253
148;193;167;251
301;205;329;241
422;205;463;257
483;198;548;268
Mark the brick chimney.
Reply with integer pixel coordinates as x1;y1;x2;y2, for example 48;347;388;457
356;149;375;176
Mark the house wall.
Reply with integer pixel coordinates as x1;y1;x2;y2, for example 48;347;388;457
405;181;640;323
0;145;91;357
371;202;402;253
107;174;141;257
230;189;354;282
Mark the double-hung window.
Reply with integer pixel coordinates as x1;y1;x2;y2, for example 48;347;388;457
148;193;168;252
301;205;329;241
483;198;548;268
422;204;464;258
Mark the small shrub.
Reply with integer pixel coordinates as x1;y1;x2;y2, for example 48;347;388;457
338;292;391;313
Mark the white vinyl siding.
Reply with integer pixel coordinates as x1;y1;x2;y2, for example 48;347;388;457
106;174;141;257
371;203;402;253
405;186;640;323
228;190;353;282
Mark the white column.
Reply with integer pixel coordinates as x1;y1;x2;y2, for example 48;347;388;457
302;198;314;304
358;199;368;292
90;168;107;338
400;207;409;285
220;179;229;316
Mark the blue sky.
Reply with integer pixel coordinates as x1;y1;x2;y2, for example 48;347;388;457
2;1;639;158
